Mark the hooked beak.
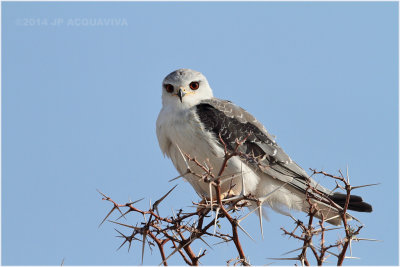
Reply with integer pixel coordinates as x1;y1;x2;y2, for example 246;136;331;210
177;88;186;103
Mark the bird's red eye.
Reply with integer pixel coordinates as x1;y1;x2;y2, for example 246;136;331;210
164;84;174;93
189;82;199;90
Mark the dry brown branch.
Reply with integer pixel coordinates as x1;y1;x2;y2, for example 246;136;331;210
278;168;377;266
99;136;375;265
98;184;252;265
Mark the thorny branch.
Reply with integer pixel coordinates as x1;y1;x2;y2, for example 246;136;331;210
98;136;376;266
278;168;378;266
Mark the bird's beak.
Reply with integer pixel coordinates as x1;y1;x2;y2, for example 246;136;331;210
177;88;186;103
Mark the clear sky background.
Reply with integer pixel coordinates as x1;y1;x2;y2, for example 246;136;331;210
2;1;398;266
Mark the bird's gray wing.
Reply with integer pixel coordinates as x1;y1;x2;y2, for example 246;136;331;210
195;98;331;196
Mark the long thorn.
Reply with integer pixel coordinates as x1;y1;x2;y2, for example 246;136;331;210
141;233;147;265
258;181;290;203
217;171;249;184
213;207;220;235
241;162;246;196
126;197;144;206
116;209;132;221
268;257;300;261
99;207;116;227
209;182;213;210
282;245;310;256
108;220;141;230
199;237;213;250
351;183;380;190
354;238;382;242
257;204;264;239
237;222;256;242
96;189;108;199
153;185;178;215
176;144;190;169
169;170;190;182
238;206;259;223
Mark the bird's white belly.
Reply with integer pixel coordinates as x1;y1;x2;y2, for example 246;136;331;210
164;112;260;198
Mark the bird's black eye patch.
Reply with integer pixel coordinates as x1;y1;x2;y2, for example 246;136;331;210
164;84;174;93
189;81;200;90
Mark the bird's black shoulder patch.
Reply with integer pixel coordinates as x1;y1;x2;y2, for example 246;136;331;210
195;103;272;157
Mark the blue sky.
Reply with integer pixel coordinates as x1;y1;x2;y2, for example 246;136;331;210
2;1;398;266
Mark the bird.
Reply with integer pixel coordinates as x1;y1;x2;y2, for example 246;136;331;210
156;68;372;225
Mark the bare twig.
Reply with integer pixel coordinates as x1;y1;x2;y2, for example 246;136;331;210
99;135;374;266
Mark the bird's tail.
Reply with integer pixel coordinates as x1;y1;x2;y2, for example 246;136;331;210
311;193;372;225
330;192;373;212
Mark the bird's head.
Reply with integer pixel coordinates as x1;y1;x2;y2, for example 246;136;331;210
161;69;213;107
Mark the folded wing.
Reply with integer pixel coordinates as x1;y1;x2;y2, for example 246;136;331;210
195;98;372;213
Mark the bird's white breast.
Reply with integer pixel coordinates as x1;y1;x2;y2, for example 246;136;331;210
156;105;260;197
